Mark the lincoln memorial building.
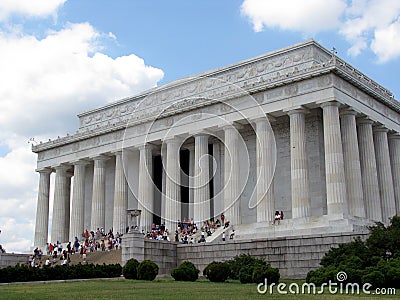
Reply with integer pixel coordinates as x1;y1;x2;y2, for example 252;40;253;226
33;40;400;251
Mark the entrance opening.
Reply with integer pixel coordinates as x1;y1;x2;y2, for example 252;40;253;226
153;155;162;226
180;149;190;221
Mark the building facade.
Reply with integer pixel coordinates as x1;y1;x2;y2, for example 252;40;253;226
33;40;400;249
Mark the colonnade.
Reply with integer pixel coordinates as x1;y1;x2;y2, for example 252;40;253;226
34;101;400;248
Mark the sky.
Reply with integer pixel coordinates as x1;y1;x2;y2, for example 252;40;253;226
0;0;399;253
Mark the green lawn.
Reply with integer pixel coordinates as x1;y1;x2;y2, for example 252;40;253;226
0;278;397;300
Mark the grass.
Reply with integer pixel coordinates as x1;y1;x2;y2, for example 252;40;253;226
0;278;398;300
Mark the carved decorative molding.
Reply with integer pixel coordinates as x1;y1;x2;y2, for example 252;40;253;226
32;40;398;154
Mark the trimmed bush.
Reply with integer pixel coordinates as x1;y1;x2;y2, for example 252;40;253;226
0;263;122;283
252;264;280;284
307;216;400;288
137;260;158;281
171;261;199;281
204;261;230;282
122;258;139;279
239;265;254;284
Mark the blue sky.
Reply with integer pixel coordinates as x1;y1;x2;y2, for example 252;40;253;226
0;0;399;253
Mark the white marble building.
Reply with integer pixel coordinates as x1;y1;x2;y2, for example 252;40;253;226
33;40;400;249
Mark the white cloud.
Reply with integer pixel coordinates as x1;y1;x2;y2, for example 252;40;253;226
0;21;164;253
241;0;400;63
0;0;66;21
241;0;346;34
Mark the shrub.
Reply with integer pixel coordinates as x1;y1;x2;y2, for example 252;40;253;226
239;265;254;284
252;264;280;284
226;254;265;280
137;260;158;281
122;258;139;279
171;261;199;282
204;261;230;282
362;270;385;288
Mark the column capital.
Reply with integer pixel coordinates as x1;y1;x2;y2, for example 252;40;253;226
340;107;359;116
284;106;309;116
357;117;374;125
252;115;275;125
91;154;110;161
35;167;53;174
373;125;389;133
71;159;90;166
219;122;243;132
388;132;400;140
318;100;341;109
53;164;71;172
137;143;156;152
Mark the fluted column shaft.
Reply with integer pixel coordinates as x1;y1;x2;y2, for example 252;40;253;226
255;118;275;222
90;156;108;231
113;152;128;235
188;146;195;221
288;110;311;218
34;169;52;248
374;127;396;222
51;165;69;243
70;162;87;240
321;102;348;215
164;138;181;232
138;145;154;232
340;110;365;217
64;173;72;241
223;126;241;225
389;134;400;214
194;134;210;224
357;119;382;221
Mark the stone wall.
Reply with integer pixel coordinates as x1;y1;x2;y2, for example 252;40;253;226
122;232;177;276
0;253;30;268
123;232;368;279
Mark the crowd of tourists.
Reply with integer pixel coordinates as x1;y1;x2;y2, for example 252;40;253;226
26;227;123;268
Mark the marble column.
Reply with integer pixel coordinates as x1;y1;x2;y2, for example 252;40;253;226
288;109;311;218
90;156;109;231
357;118;382;221
340;109;365;218
64;172;72;241
51;165;69;243
164;138;181;232
255;118;275;223
161;146;167;225
112;151;128;235
138;145;154;232
374;126;396;222
70;161;87;241
223;125;241;225
194;134;210;224
320;101;348;215
389;134;400;214
188;146;195;221
34;168;52;248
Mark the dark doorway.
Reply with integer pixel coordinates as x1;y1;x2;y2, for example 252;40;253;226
180;149;190;221
153;155;162;226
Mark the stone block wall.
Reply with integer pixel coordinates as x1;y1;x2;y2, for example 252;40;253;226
177;233;368;279
122;232;368;279
0;253;30;268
